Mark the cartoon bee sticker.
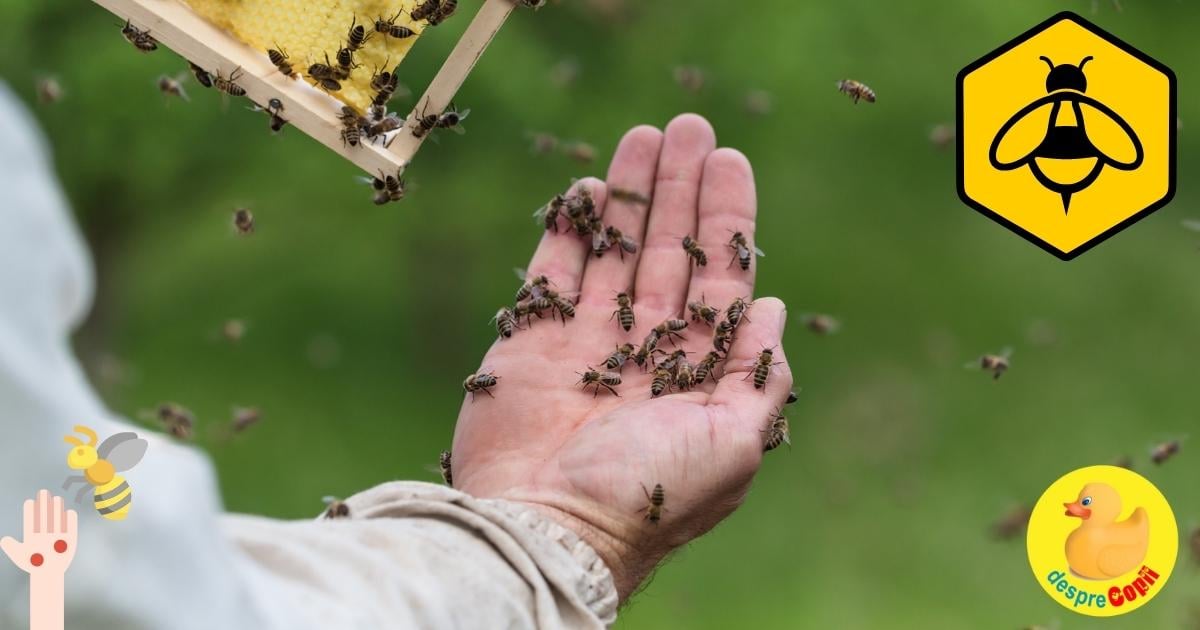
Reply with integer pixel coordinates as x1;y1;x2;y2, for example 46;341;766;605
988;56;1143;211
62;425;147;521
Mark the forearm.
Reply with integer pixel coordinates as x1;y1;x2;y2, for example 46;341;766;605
29;575;64;630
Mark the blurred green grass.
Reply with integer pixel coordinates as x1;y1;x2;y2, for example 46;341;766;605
2;0;1199;627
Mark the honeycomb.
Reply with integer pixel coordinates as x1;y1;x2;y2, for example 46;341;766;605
182;0;428;111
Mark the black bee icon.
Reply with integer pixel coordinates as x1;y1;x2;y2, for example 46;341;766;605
989;56;1143;212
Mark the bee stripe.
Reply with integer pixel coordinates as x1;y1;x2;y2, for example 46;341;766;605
94;480;130;502
96;492;132;515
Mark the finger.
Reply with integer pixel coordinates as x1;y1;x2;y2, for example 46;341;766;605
0;536;20;563
21;500;33;538
686;149;758;314
51;495;63;533
524;177;608;296
579;125;664;305
632;114;716;317
709;298;792;443
36;490;49;533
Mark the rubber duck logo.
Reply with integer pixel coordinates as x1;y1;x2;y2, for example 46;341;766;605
988;56;1143;212
62;425;147;521
1027;466;1176;617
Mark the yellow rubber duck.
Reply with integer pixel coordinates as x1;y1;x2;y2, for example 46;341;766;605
1063;482;1149;579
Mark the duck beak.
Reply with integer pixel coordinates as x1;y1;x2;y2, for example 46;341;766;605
1064;502;1091;519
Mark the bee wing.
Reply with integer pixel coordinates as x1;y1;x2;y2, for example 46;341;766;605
1181;218;1200;233
753;245;765;257
1078;100;1141;167
963;360;982;370
457;109;471;121
98;433;149;471
999;346;1014;359
991;100;1055;167
513;267;529;281
448;124;467;135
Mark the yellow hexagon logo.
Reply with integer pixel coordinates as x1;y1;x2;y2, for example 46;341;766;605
958;12;1176;259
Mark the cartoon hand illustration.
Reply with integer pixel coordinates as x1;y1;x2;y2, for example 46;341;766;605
2;490;76;630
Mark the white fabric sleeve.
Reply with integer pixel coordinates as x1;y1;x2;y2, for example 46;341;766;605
0;83;616;629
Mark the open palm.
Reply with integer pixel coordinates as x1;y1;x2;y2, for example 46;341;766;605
451;115;793;598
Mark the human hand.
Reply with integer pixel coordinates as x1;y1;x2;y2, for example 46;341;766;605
451;114;793;599
1;489;78;576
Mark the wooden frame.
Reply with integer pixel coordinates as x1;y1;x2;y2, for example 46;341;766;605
90;0;516;176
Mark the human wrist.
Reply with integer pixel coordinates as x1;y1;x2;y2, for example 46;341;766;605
29;572;65;630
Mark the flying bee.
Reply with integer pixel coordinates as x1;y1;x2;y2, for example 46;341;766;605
346;16;371;50
609;187;651;206
693;351;721;385
653;319;688;346
604;343;636;371
377;169;406;202
681;235;707;267
339;106;364;147
233;208;255;235
463;371;499;400
120;20;158;53
639;483;666;523
727;230;764;271
366;176;389;205
743;89;773;116
552;295;576;321
156;73;189;102
36;77;63;105
230;406;262;434
189;62;213;88
520;0;548;8
562;141;596;164
990;56;1142;211
836;79;876;104
436;103;470;134
929;123;955;150
605;226;638;260
610;292;635;332
221;318;246;343
411;0;442;22
438;450;453;487
267;46;297;78
673;65;706;93
528;131;560;155
533;194;566;232
428;0;458;25
62;425;148;521
744;347;783;390
142;402;195;440
726;297;751;329
762;408;791;452
577;368;621;397
801;313;841;336
687;297;718;327
1111;454;1134;470
213;67;246;97
491;307;518;338
650;368;672;397
375;11;417;39
1150;439;1182;465
991;504;1031;540
322;496;350;519
712;320;734;354
965;348;1012;380
785;390;799;405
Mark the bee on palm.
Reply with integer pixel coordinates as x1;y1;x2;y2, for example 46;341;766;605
681;235;707;267
577;368;621;397
687;297;718;327
639;483;667;523
604;343;636;372
610;292;635;331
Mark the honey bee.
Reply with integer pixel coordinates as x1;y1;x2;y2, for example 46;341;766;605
145;402;195;440
929;123;955;150
156;73;189;102
687;297;718;326
639;483;666;523
267;47;297;78
189;62;214;88
322;496;351;519
120;19;158;53
1150;440;1182;465
610;292;635;332
675;358;696;390
428;0;458;25
604;226;638;260
802;313;841;336
334;48;358;80
436;103;471;134
307;62;342;92
371;67;403;106
375;11;416;39
562;141;597;164
411;100;439;138
515;272;552;302
656;349;688;373
365;114;404;145
633;333;658;367
213;68;247;97
693;351;721;385
248;97;288;134
439;450;453;487
785;390;799;405
377;169;406;202
512;301;548;326
604;343;636;371
836;79;876;104
712;320;734;353
233;208;255;235
609;187;651;206
991;504;1031;540
528;131;560;155
36;77;63;105
62;425;148;520
533;194;566;232
519;0;548;8
681;235;707;267
762;408;790;452
745;347;783;390
221;318;246;342
1111;455;1133;470
552;295;576;320
726;297;750;329
463;371;499;400
411;0;442;22
966;348;1011;380
591;218;611;257
346;16;371;50
650;368;672;397
673;65;706;93
230;406;262;434
577;368;621;397
340;106;364;147
653;319;688;346
743;89;773;116
727;231;764;271
491;307;518;338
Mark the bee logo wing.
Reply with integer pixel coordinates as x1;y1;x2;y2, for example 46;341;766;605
98;433;148;471
1078;100;1142;168
990;100;1055;169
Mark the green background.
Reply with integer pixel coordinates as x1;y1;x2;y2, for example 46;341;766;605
1;0;1196;627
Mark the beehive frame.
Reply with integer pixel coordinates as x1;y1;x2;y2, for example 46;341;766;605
91;0;517;177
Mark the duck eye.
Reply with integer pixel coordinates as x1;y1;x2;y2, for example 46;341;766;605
1081;497;1092;506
